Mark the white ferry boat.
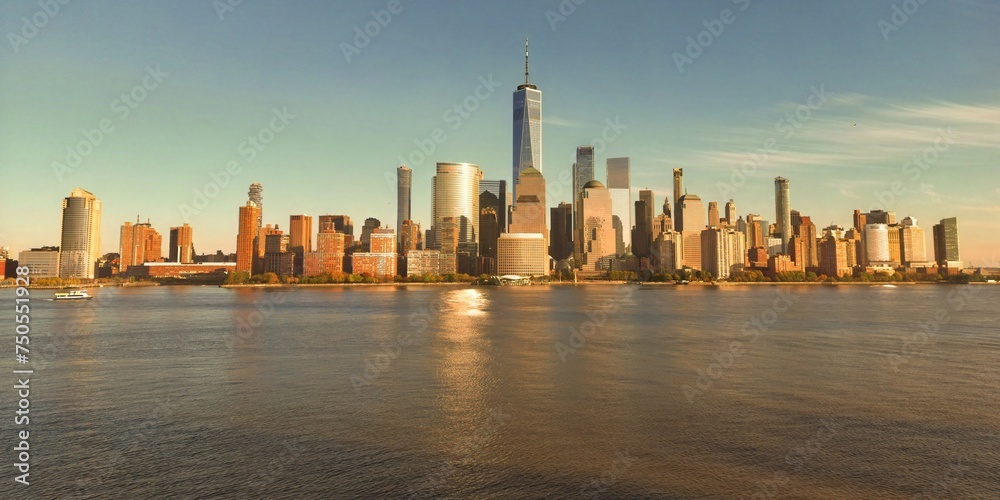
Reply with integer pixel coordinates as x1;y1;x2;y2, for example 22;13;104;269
54;290;93;301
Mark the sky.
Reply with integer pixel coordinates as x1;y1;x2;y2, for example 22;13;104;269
1;0;998;265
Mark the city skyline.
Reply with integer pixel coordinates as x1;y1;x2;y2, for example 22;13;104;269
2;1;998;264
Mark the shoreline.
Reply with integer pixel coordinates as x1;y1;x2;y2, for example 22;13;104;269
8;281;994;290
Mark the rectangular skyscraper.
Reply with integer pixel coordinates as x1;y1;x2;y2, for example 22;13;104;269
933;217;960;268
572;146;595;260
774;177;791;254
169;224;194;264
397;166;411;244
512;39;542;199
607;157;632;255
479;180;508;232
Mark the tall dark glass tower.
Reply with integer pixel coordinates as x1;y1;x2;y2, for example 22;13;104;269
513;38;542;200
397;165;412;245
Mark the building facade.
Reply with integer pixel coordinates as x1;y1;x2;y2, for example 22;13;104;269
59;188;102;279
498;233;548;277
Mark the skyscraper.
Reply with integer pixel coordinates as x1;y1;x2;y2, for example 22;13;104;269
360;218;381;252
513;38;542;199
638;189;654;256
707;202;720;228
899;216;927;266
933;217;961;268
677;193;705;270
607;157;632;255
673;168;684;218
120;219;162;270
479;180;508;232
579;180;615;272
864;223;891;264
289;215;313;276
236;201;261;273
319;215;354;247
397;166;411;245
59;188;102;279
572;146;596;256
774;177;791;254
431;162;480;251
169;224;194;264
549;202;573;262
724;199;736;226
509;167;548;239
632;199;652;258
479;208;499;274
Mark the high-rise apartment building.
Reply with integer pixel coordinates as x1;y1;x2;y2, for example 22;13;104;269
513;38;542;199
319;215;354;248
289;215;313;275
263;231;293;277
400;220;423;254
119;220;162;271
774;177;791;254
352;228;397;278
59;188;102;279
169;224;194;264
236;201;261;273
701;227;747;279
303;225;346;277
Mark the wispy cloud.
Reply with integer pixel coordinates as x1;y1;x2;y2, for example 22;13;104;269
685;96;1000;172
545;116;585;128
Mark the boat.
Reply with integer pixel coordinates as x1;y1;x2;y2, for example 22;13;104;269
54;290;93;301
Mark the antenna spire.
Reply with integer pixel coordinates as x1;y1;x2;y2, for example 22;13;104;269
524;37;530;85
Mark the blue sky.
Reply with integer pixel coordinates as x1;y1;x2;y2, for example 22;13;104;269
2;0;998;264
